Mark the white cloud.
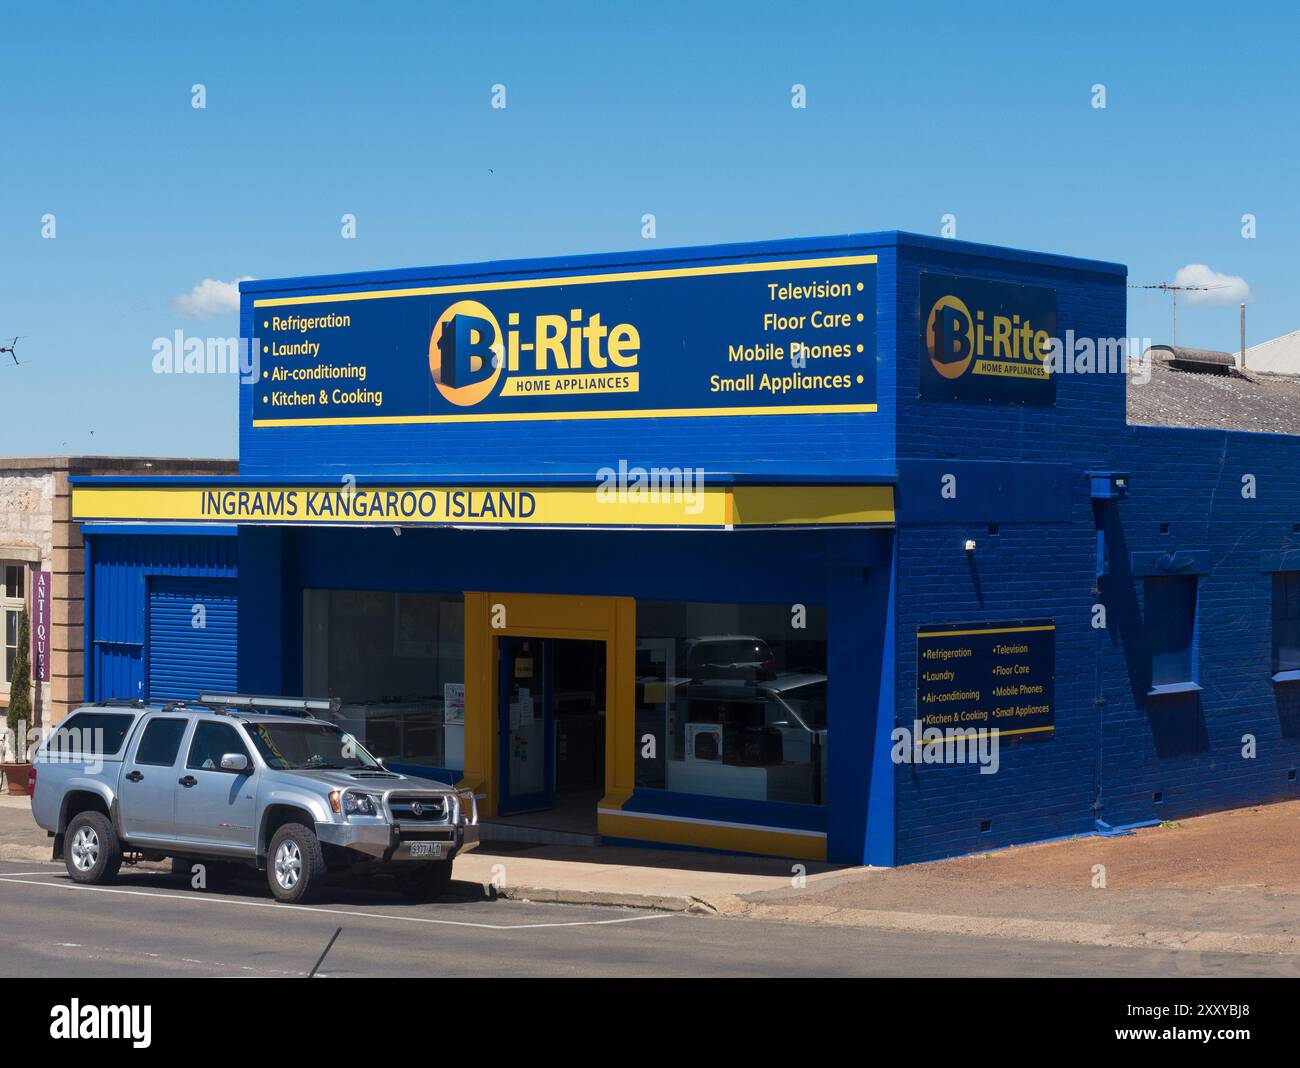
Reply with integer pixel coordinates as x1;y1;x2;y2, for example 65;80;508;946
171;276;253;319
1173;263;1253;305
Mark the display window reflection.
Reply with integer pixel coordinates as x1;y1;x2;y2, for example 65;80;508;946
635;602;827;805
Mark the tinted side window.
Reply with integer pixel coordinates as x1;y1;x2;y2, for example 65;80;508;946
134;718;188;767
48;712;136;757
187;721;250;772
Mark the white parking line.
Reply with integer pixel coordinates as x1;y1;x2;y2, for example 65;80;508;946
0;874;678;931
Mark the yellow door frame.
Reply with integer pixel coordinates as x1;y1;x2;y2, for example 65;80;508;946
460;591;635;820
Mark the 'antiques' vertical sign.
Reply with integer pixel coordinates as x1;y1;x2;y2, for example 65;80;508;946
32;570;50;683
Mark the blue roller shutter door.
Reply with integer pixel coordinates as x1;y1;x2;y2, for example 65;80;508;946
147;577;238;701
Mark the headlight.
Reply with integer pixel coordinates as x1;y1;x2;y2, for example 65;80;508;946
342;791;380;816
456;788;477;822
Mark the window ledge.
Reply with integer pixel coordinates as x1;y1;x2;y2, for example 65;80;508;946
1146;681;1203;697
1272;670;1300;684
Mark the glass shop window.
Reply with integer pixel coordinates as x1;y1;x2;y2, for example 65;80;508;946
635;601;827;806
302;590;466;771
3;565;24;601
1;561;26;693
1145;576;1198;687
1273;572;1300;675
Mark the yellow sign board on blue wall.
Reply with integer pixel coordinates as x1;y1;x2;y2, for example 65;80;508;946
250;254;878;427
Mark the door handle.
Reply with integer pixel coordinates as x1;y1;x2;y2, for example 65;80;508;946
178;775;198;788
125;771;144;782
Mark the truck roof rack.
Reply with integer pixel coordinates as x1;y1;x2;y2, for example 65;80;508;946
198;693;341;716
154;700;319;720
92;699;148;709
158;700;238;717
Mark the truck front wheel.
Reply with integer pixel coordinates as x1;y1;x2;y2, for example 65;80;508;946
267;823;326;904
64;811;123;885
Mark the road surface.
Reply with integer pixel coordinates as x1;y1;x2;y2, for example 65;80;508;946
0;860;1293;978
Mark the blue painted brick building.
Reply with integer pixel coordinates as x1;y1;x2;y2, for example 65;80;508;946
71;231;1300;866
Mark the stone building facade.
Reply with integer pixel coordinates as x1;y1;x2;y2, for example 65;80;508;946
0;457;235;734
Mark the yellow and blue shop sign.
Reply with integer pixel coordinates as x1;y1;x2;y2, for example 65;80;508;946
252;253;878;428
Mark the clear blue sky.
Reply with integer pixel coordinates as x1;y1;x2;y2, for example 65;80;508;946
0;1;1290;457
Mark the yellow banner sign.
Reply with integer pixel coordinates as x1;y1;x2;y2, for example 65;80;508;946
71;483;894;530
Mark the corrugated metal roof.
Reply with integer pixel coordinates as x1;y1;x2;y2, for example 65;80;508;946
1243;328;1300;376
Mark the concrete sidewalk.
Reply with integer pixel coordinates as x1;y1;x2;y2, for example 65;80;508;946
0;794;49;861
449;842;845;912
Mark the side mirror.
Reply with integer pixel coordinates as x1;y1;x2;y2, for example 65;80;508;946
220;753;250;773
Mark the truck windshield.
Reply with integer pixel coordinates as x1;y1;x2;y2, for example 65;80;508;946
242;721;381;771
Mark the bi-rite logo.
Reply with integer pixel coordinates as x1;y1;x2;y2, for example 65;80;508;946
428;302;642;407
429;300;504;407
924;291;1054;382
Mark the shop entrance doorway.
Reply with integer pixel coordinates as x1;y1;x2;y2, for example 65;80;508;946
462;591;635;842
498;636;606;821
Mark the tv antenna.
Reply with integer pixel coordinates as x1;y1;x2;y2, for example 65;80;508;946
1128;282;1227;347
0;337;27;366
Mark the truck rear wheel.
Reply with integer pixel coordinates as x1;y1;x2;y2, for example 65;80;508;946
267;823;325;904
64;811;123;885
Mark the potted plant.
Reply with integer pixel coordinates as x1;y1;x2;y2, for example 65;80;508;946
1;603;33;795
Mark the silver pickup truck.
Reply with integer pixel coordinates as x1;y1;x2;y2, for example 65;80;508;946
30;694;479;903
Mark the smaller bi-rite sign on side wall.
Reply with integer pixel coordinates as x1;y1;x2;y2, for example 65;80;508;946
919;272;1057;406
916;620;1055;740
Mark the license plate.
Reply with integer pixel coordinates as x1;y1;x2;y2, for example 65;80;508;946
409;841;443;858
